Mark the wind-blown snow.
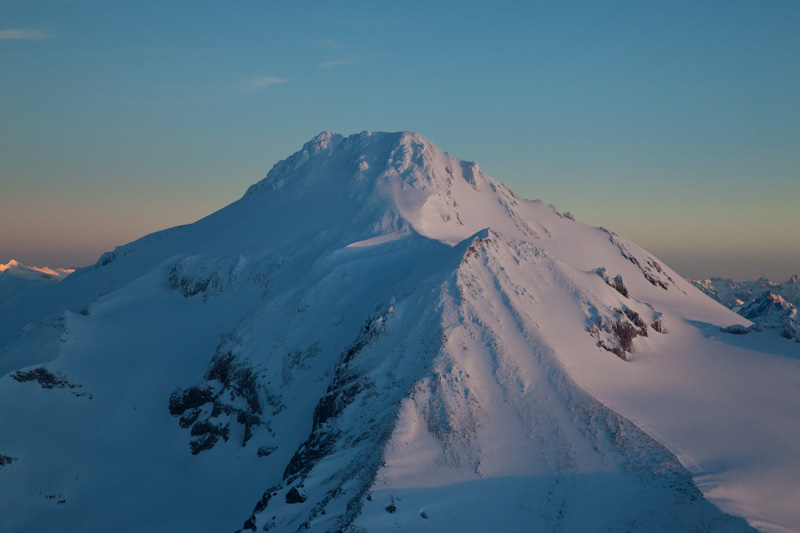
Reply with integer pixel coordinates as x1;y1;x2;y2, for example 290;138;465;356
0;131;797;532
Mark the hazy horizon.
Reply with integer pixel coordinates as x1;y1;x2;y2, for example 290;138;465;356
1;161;796;283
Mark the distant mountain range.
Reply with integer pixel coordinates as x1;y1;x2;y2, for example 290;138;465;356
690;276;799;342
0;260;74;283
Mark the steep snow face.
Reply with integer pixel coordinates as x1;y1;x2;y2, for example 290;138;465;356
0;260;73;282
355;233;755;533
0;132;798;533
242;130;548;247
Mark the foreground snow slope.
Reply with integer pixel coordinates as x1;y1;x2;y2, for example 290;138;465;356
0;131;797;532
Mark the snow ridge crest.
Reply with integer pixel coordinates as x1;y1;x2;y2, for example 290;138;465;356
244;131;477;196
240;130;546;247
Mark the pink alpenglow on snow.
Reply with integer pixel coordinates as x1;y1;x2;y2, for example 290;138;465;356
0;260;74;283
0;132;797;533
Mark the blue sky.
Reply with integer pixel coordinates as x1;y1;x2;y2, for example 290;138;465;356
1;1;798;280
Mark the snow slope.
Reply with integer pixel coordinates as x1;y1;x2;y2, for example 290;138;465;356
0;131;797;532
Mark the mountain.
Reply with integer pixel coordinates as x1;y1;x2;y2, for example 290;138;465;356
739;293;799;342
690;275;800;310
1;131;798;532
0;259;74;283
690;276;800;342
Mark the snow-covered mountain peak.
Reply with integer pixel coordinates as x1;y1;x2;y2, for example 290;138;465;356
0;260;74;283
741;292;797;321
240;131;547;248
246;130;460;193
3;132;799;532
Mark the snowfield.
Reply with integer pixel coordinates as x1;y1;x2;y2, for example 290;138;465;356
0;131;797;532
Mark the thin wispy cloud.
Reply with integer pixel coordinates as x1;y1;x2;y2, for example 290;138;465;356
0;28;53;41
239;76;287;92
118;97;162;108
317;38;343;49
319;58;359;69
